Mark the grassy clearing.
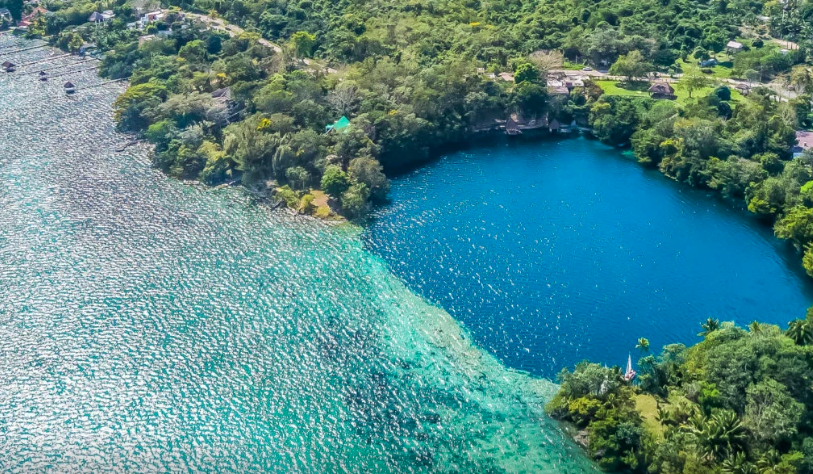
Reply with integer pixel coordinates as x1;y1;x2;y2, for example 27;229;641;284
595;80;744;104
634;393;663;438
562;60;588;70
310;190;341;220
676;55;736;80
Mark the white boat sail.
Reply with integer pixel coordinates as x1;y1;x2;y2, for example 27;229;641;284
623;353;636;382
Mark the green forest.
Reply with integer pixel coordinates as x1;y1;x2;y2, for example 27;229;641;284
547;313;813;474
10;0;813;224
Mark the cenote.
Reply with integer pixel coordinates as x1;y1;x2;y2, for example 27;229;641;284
363;136;813;377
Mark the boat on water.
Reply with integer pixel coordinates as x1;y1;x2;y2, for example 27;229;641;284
39;71;47;81
64;81;75;94
623;353;636;382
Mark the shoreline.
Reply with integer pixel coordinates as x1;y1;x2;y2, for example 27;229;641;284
0;35;601;469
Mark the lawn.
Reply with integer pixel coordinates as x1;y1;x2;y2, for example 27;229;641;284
634;393;663;438
595;80;745;104
676;55;736;80
562;60;588;70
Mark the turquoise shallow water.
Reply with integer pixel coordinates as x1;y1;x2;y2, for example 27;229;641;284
364;137;813;377
0;38;598;472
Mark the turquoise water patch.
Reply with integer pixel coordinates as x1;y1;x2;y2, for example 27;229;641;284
0;39;596;472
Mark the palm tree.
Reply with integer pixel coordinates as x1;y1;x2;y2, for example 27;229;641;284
699;318;721;337
748;321;762;334
722;452;757;474
687;410;747;461
757;450;782;474
636;337;650;353
786;319;813;345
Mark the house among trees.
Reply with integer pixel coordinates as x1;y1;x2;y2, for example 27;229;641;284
22;6;48;22
139;10;164;28
648;82;676;99
735;83;751;96
726;40;744;53
88;12;105;22
793;130;813;157
79;43;96;56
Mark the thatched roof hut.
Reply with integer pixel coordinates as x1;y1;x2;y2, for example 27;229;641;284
649;82;675;99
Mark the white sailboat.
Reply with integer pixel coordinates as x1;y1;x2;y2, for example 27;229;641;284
623;353;636;382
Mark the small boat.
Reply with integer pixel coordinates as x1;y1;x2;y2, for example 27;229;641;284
623;353;636;382
64;81;75;94
2;61;15;73
39;71;47;81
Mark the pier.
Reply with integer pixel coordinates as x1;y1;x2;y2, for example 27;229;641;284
17;53;72;69
21;59;90;75
77;78;125;91
45;66;98;79
0;44;48;56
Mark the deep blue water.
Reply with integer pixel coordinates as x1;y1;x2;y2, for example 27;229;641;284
364;137;813;377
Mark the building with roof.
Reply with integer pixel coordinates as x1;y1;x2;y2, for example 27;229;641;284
649;82;676;100
793;130;813;157
726;41;744;53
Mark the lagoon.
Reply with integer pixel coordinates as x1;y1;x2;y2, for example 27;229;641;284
0;39;597;472
364;137;813;377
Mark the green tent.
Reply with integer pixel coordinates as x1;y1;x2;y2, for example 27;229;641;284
326;116;350;133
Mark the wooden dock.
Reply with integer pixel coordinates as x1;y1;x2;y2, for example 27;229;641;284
0;44;48;56
18;53;72;69
78;78;125;91
45;66;98;79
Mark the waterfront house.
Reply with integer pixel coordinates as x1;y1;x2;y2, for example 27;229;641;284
793;130;813;157
726;40;744;53
505;115;521;135
649;82;676;99
2;61;15;72
79;43;96;56
549;118;560;132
